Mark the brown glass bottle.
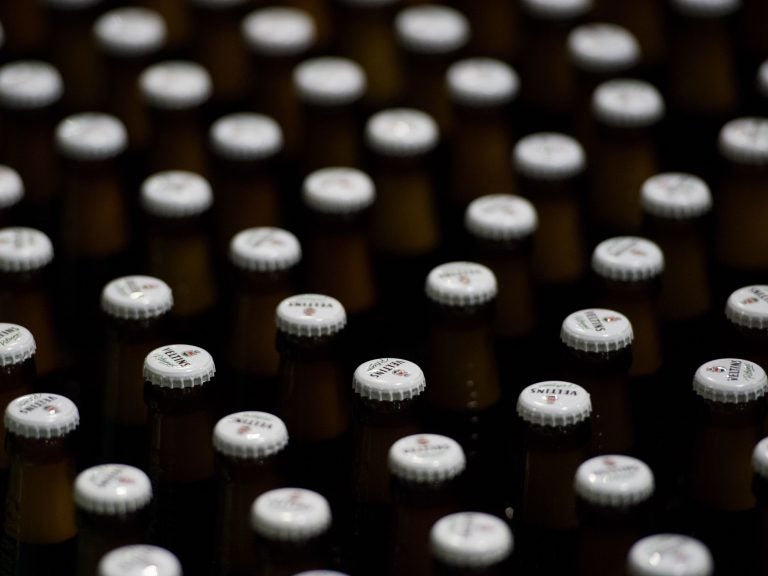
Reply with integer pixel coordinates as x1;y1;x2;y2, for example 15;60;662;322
139;0;189;52
0;2;46;58
723;285;768;370
430;512;513;576
454;0;520;61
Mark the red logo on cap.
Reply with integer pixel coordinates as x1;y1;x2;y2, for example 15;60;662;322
304;307;315;316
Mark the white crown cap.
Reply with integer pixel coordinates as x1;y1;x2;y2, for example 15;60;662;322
395;5;470;54
353;358;426;401
447;58;520;108
210;113;283;161
75;464;153;515
251;488;331;541
693;358;768;404
574;455;655;507
513;132;586;180
0;324;36;367
276;294;347;337
431;512;513;568
561;308;634;353
627;534;714;576
229;227;301;273
568;23;640;74
517;381;592;427
94;8;167;57
389;433;466;483
144;345;216;389
591;236;664;282
98;545;181;576
365;108;439;157
5;393;79;439
242;7;316;57
0;61;63;109
139;61;212;110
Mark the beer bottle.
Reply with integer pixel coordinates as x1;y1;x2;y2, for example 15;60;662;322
98;544;181;576
559;309;634;454
350;358;425;576
227;227;300;412
742;0;768;73
588;79;665;238
430;512;513;576
574;454;655;576
454;0;519;62
626;534;713;576
139;61;212;174
0;166;23;228
293;57;366;171
514;381;592;574
752;437;768;574
74;464;153;576
1;393;80;576
388;433;466;576
394;4;470;133
100;275;173;466
250;487;332;576
213;411;288;576
724;285;768;369
143;344;217;576
688;358;767;574
0;1;46;59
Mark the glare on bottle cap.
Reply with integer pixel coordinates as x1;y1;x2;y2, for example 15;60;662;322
574;455;655;507
98;545;181;576
366;108;439;157
627;534;713;576
101;276;173;321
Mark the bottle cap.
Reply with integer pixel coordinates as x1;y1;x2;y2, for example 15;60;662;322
752;437;768;479
302;167;376;215
143;345;216;389
251;488;331;541
640;173;712;219
718;117;768;166
55;113;128;161
139;61;212;110
517;381;592;427
592;79;665;128
209;113;283;161
140;171;213;218
294;57;367;106
0;166;24;210
670;0;741;18
365;108;439;157
276;294;347;337
628;535;714;576
431;512;513;568
101;276;173;321
758;61;768;99
568;23;640;74
353;358;426;401
74;464;153;516
513;132;586;180
5;393;79;439
229;227;302;272
98;545;181;576
242;7;316;57
395;5;470;55
520;0;593;19
389;433;466;483
464;194;537;242
591;236;664;282
0;227;54;273
0;324;35;367
0;61;63;110
447;58;519;108
425;261;497;307
725;285;768;330
93;7;167;58
213;411;289;460
561;308;634;353
692;358;768;404
574;455;655;507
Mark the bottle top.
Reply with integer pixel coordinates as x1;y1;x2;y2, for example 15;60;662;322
0;165;24;210
430;512;513;568
591;236;664;282
520;0;593;20
251;488;331;541
98;545;181;576
44;0;103;10
143;345;216;389
353;358;426;401
74;464;153;516
718;117;768;166
395;5;470;55
592;79;665;128
0;324;35;367
758;61;768;99
446;58;519;108
5;393;79;439
389;433;466;483
627;534;714;576
213;411;289;460
302;167;376;215
0;227;54;273
209;113;283;161
640;173;712;219
465;194;538;242
294;57;367;106
55;113;128;161
276;294;347;337
365;107;439;157
517;381;592;427
752;437;768;479
670;0;741;18
101;275;173;321
425;261;497;307
242;7;316;57
725;285;768;330
140;171;213;218
692;358;768;404
139;60;212;110
0;60;63;110
568;23;640;74
574;455;655;507
561;308;634;353
93;7;167;58
513;132;586;180
229;227;302;272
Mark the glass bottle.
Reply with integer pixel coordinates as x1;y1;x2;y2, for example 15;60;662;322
752;437;768;574
454;0;519;61
626;534;713;576
0;1;46;58
430;512;513;576
98;544;181;576
0;166;24;228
